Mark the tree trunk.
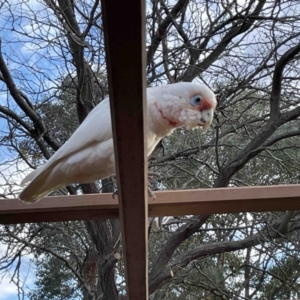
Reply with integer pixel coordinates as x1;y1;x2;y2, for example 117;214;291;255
83;181;121;299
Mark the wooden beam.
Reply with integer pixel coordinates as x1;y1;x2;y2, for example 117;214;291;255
2;185;300;224
0;194;119;224
101;0;148;299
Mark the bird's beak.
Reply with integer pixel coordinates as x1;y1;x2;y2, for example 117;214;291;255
199;108;214;134
200;121;211;134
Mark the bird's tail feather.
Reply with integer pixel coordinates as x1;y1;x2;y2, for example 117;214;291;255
21;167;42;186
18;167;61;203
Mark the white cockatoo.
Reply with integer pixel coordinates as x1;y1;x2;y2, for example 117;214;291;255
19;82;217;203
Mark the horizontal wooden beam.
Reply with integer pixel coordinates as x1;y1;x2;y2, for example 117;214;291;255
1;185;300;224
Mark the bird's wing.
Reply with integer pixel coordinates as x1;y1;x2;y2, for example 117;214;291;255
50;98;112;165
19;98;113;202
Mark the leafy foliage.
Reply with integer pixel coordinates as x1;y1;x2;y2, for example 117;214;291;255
28;254;81;300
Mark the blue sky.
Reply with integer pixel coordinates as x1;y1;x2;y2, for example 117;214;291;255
0;278;30;300
0;1;49;297
0;0;97;296
0;241;35;300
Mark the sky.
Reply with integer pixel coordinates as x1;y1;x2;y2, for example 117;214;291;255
0;160;34;299
0;272;32;300
0;0;88;297
0;241;35;300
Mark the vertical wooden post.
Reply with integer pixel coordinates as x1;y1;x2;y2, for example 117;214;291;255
101;0;148;299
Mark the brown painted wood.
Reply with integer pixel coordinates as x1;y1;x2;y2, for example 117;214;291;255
2;185;300;224
0;194;119;224
101;0;148;298
149;184;300;216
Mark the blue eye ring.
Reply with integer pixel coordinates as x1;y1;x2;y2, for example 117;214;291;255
190;95;202;106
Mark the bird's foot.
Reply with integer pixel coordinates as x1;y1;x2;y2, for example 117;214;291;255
111;186;156;199
108;174;118;198
148;171;161;182
109;174;117;183
147;171;161;200
148;187;156;199
108;172;161;199
112;190;118;199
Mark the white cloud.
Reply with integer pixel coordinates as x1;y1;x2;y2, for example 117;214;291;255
0;247;35;300
0;264;35;300
0;276;19;300
0;157;31;199
0;157;36;298
0;239;35;300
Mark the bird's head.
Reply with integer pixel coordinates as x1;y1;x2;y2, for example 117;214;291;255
151;82;217;135
177;83;217;132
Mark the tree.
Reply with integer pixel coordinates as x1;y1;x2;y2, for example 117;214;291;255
1;0;300;299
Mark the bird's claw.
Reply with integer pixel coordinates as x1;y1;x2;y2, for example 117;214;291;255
148;172;160;200
112;191;118;199
112;187;156;199
109;174;118;198
148;187;156;199
109;174;117;184
148;171;161;182
108;172;160;199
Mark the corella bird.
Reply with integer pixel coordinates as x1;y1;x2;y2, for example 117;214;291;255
19;82;217;203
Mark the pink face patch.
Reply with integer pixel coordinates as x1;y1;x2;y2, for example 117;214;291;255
199;98;215;111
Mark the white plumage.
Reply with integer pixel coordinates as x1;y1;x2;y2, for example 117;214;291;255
19;82;217;203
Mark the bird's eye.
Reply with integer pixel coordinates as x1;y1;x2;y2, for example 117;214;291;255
190;95;202;106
